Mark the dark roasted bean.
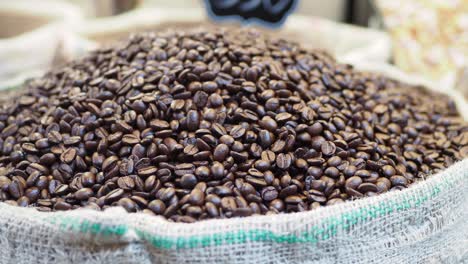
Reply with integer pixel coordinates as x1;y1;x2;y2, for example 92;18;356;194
211;162;225;179
0;27;463;223
213;144;229;161
54;185;69;195
105;188;124;203
345;176;362;190
118;198;137;212
160;187;175;201
60;148;77;164
261;186;278;202
205;202;219;217
390;175;408;187
183;145;198;156
75;188;93;200
138;166;158;177
189;189;205;206
324;167;340;178
54;201;72;211
8;180;23;199
179;173;197;189
321;141;336;156
117;176;135;190
358;183;379;193
276;153;292;169
230;125;246;139
221;197;237;211
381;165;396;177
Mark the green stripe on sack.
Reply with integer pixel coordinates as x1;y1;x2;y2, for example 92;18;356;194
45;175;459;249
47;215;128;236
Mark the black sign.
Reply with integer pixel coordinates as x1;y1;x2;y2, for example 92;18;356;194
205;0;298;28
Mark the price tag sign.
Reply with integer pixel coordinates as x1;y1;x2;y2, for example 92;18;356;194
205;0;298;28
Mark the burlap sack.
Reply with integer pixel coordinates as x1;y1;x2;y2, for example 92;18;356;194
0;59;466;264
0;63;468;264
0;0;83;90
0;158;466;264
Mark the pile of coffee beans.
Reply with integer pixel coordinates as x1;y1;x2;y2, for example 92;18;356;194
0;28;466;222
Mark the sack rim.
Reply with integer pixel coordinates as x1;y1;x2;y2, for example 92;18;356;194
1;159;466;250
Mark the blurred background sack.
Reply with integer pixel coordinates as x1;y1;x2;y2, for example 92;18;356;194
0;0;89;90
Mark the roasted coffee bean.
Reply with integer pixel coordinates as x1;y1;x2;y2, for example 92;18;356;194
118;198;137;212
24;187;40;202
343;165;357;177
355;170;371;178
47;131;62;144
148;200;166;215
261;186;278;202
144;175;158;192
0;28;464;222
276;153;292;169
390;175;408;187
215;186;233;197
160;187;176;202
183;145;198;156
131;196;148;208
174;163;195;176
324;167;340;178
211;162;225;179
327;156;342;167
187;110;200;131
279;185;298;198
285;195;303;204
54;185;69;195
35;138;50;149
64;136;81;146
259;116;278;132
189;189;205;206
205;202;219;217
381;165;396;177
0;176;11;192
24;171;40;188
105;188;124;203
102;156;119;172
307;192;327;203
232;207;253;217
39;153;56;165
60;148;77;164
75;188;93;200
179;174;197;189
117;176;135;190
213;144;229;161
8;180;23;199
261;150;276;163
358;183;379;193
321;141;336;156
376;178;391;193
122;134;140;145
221;197;237;211
2;124;18;137
345;176;362;190
54;201;72;211
230;125;246;139
255;159;270;171
16;196;29;207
